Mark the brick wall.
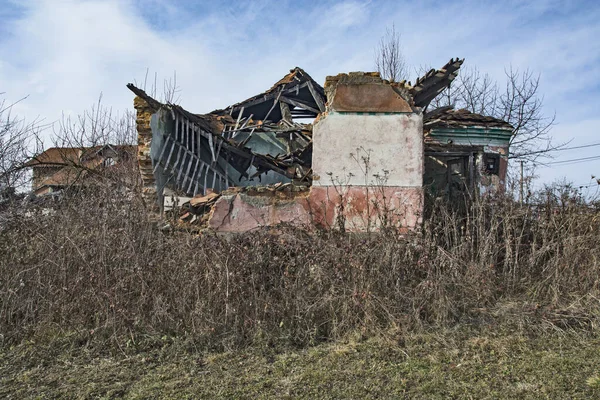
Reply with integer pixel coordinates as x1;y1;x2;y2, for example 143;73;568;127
133;96;159;211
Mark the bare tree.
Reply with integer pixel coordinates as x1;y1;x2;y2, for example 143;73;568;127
135;69;181;105
42;94;140;191
500;68;556;161
428;65;556;162
0;93;43;193
32;72;180;195
374;24;408;83
53;94;136;149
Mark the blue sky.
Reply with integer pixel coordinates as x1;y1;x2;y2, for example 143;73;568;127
1;0;599;189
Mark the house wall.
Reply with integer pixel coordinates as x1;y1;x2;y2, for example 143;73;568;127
479;145;509;194
309;112;423;231
207;185;423;234
309;72;424;232
209;189;312;232
312;113;423;187
424;127;512;196
32;166;61;190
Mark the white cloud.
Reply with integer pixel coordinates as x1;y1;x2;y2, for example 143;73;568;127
0;0;598;185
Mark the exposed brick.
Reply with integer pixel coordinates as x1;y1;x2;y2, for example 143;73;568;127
132;96;159;212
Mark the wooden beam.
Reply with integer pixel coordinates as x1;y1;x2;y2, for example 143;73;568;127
279;101;293;124
175;121;189;185
262;90;283;122
186;158;200;193
280;96;320;114
282;81;309;95
168;133;229;184
187;116;295;179
153;136;171;174
163;114;179;168
193;163;206;196
234;106;244;131
207;126;216;162
228;82;310;115
307;81;325;112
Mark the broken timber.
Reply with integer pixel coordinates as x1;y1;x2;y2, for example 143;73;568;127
127;81;315;198
128;59;469;217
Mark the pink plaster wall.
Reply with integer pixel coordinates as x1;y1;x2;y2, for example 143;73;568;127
307;186;423;232
209;192;312;232
208;186;423;233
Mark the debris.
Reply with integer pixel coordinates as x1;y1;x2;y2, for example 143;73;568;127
190;192;220;208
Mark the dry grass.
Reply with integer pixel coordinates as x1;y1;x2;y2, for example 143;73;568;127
1;182;600;352
2;329;600;399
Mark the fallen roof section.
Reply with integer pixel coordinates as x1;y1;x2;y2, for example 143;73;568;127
211;67;326;122
424;107;514;131
127;83;313;198
409;58;464;110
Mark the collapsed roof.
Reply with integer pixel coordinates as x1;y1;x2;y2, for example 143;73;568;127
409;58;464;109
424;107;514;131
211;67;326;121
126;58;467;198
127;68;322;197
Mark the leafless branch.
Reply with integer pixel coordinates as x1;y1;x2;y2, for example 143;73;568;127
428;64;558;162
52;94;136;149
374;24;408;83
0;94;44;192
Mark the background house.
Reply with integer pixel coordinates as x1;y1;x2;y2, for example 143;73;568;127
25;144;136;196
423;108;514;197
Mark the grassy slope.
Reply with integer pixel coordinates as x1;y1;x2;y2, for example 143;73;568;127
2;330;600;399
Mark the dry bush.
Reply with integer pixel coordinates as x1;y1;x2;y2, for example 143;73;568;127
1;184;600;351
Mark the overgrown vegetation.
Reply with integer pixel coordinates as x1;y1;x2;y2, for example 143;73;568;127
1;181;599;352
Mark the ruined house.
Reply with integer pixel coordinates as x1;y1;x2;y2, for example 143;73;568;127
424;108;513;197
128;58;513;232
26;145;136;196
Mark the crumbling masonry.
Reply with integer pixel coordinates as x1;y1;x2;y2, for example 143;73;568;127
128;58;514;232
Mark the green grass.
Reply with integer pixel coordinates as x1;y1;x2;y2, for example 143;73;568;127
2;329;600;399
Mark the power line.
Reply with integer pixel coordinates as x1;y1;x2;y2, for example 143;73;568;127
571;178;600;187
546;155;600;166
510;142;600;159
552;142;600;152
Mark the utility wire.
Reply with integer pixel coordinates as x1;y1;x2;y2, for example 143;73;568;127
546;155;600;166
510;142;600;159
550;142;600;152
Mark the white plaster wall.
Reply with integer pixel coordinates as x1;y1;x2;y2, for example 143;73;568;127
312;113;423;187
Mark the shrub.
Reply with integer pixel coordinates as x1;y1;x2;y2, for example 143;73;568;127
1;184;599;351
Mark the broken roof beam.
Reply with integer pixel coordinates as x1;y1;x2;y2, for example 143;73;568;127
409;58;464;109
126;83;162;110
307;81;325;112
183;117;295;179
127;83;313;184
279;96;320;115
215;67;326;123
